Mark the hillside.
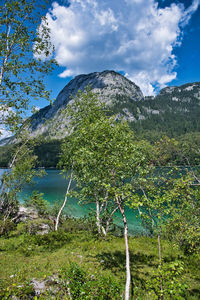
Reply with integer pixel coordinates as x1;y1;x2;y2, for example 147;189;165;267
131;82;200;137
0;71;199;167
27;70;200;139
28;70;143;139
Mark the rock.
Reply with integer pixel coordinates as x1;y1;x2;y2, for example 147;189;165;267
28;70;143;138
14;206;52;235
36;223;50;235
31;275;61;297
14;206;38;223
31;279;46;296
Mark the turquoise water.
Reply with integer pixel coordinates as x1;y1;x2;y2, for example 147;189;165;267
0;169;145;235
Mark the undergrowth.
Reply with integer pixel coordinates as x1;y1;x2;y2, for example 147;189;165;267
0;218;199;299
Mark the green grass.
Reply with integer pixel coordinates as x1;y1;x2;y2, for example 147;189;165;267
0;221;200;299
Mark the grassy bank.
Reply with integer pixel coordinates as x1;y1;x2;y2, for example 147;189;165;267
0;218;199;299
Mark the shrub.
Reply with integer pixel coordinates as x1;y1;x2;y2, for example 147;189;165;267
21;218;52;235
146;261;188;299
18;230;72;256
32;230;71;250
0;273;35;299
24;190;50;217
0;217;16;236
58;263;123;299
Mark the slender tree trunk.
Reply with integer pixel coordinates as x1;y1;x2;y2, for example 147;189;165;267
158;233;162;264
0;138;29;208
104;205;119;236
0;21;11;87
55;172;73;231
158;233;164;300
101;225;106;236
96;198;101;235
116;196;131;300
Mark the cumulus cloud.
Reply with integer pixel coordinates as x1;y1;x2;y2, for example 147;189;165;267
45;0;199;95
0;128;11;140
0;106;12;140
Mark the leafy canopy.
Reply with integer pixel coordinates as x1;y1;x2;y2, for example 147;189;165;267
0;0;56;132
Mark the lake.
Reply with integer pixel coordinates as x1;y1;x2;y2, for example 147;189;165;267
0;169;145;235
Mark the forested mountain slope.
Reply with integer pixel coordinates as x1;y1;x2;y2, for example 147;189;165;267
0;71;199;167
27;71;200;139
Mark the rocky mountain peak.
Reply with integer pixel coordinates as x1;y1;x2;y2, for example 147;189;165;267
29;70;144;138
53;70;143;109
27;73;200;140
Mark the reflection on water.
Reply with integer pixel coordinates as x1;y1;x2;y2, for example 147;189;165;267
0;169;145;235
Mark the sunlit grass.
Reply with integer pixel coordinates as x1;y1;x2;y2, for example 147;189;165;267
0;223;199;299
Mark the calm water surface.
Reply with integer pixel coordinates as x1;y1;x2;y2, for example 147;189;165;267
0;169;145;235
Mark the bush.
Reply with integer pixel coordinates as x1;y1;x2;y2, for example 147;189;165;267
58;263;123;299
0;273;35;299
0;217;16;236
60;263;87;299
0;263;122;299
32;230;71;250
18;230;72;256
146;261;188;299
20;218;52;235
60;216;95;233
24;191;50;217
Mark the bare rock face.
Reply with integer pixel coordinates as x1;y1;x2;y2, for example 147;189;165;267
29;70;143;139
4;72;198;144
15;206;38;223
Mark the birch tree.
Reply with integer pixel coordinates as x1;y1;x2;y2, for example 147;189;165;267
0;0;56;133
0;0;56;223
59;89;152;299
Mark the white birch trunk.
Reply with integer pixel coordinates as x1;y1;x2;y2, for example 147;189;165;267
158;233;164;299
116;197;131;300
55;172;73;231
104;205;119;236
96;199;101;235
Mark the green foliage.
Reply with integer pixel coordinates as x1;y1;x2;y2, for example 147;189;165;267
0;217;16;236
34;140;62;168
0;144;15;167
130;84;200;139
60;262;87;299
146;261;188;299
60;88;152;236
0;225;199;299
0;139;61;168
0;132;45;224
0;272;35;299
177;132;200;165
18;218;51;235
24;190;50;216
18;230;71;256
0;262;122;299
152;136;179;166
57;262;122;299
164;175;200;254
29;230;71;250
0;0;56;132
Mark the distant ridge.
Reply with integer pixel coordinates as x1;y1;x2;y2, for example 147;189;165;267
28;70;144;138
1;71;200;144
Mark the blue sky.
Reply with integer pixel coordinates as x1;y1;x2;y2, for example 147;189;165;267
1;0;199;140
37;0;200;107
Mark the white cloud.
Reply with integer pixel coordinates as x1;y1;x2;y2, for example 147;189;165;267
0;106;14;140
0;128;11;140
45;0;199;95
180;0;200;26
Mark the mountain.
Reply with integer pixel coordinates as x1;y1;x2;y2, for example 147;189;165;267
29;70;143;138
0;71;199;167
28;70;200;139
132;82;200;137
